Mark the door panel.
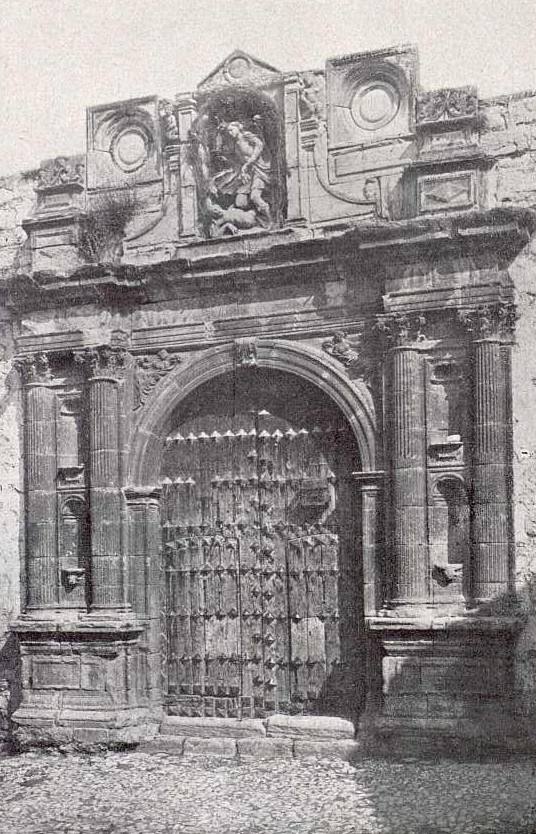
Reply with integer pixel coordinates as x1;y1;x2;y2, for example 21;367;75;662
161;369;363;720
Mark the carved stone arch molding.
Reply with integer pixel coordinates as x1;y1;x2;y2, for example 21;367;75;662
129;339;377;488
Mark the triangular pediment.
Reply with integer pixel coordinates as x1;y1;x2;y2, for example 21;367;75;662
197;50;281;92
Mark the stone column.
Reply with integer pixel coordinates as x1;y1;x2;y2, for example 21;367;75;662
461;303;514;602
80;344;128;612
17;353;58;610
385;316;428;604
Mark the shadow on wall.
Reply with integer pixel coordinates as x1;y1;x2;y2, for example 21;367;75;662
0;631;21;751
366;583;536;760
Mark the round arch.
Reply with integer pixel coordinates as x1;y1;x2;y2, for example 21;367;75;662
129;339;377;488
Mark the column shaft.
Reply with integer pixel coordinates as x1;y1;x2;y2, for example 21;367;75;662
472;340;509;600
89;378;122;609
26;384;58;609
391;347;428;603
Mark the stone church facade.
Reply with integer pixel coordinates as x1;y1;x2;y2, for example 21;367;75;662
1;44;536;754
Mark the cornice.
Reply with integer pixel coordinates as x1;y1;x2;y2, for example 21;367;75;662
3;207;534;313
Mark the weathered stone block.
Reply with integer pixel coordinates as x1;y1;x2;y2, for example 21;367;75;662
161;716;266;738
383;695;428;718
32;657;80;689
183;736;237;757
141;735;186;754
237;737;293;758
80;659;106;691
265;714;354;739
73;727;110;746
293;740;359;760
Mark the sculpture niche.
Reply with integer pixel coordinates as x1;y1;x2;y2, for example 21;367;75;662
189;89;285;238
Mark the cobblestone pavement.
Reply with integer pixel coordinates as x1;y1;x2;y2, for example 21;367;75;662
0;750;535;834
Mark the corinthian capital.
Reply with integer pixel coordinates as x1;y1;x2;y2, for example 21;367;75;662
74;345;128;380
13;352;52;385
375;312;427;348
457;301;517;340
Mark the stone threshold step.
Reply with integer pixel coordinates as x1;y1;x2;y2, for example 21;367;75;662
160;714;355;740
141;735;360;760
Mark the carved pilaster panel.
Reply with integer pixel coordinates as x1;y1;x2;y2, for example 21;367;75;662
126;489;162;703
134;350;182;409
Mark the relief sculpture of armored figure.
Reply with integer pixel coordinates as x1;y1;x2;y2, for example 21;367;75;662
213;120;272;226
190;102;278;238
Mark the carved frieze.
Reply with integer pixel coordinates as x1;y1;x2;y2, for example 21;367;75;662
234;338;258;368
322;331;359;366
417;86;478;125
418;172;475;214
134;349;182;408
159;99;179;144
457;301;517;340
298;72;326;122
197;50;281;94
35;157;85;190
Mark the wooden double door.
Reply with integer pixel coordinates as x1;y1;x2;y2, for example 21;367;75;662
161;369;364;720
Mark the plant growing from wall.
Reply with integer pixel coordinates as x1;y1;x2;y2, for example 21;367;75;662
78;188;139;263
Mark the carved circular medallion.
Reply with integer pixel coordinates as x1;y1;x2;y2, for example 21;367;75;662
225;55;251;81
112;129;148;172
350;81;399;130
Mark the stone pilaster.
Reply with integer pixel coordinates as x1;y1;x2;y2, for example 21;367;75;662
353;472;384;615
78;343;128;612
381;315;428;604
176;95;198;238
127;488;162;706
16;354;58;609
460;302;515;602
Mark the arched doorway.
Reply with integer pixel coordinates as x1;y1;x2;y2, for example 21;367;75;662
159;366;365;722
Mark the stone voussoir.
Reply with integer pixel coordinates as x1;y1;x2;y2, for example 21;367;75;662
265;714;355;740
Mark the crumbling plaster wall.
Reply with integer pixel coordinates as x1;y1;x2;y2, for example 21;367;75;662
0;172;34;737
482;91;536;724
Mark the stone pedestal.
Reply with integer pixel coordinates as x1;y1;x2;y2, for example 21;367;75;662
11;617;155;750
365;615;523;754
